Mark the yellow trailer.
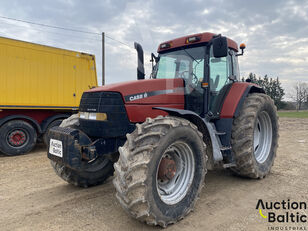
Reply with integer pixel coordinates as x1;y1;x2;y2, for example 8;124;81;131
0;36;98;155
0;36;97;109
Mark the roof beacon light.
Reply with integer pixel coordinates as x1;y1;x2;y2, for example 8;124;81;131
236;43;246;56
186;36;201;44
240;43;246;49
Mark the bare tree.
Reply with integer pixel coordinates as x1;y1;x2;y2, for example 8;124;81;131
291;82;308;110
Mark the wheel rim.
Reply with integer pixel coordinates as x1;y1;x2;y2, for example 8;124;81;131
254;111;272;163
156;141;195;205
7;129;28;147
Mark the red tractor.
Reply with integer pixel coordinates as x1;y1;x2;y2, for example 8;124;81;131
48;32;278;227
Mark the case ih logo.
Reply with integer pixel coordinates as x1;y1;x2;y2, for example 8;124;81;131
128;92;148;102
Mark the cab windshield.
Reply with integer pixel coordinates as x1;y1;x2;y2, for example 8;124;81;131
155;46;206;86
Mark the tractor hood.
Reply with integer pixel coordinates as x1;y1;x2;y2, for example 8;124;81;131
87;78;185;105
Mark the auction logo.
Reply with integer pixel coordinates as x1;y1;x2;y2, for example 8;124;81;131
256;199;307;230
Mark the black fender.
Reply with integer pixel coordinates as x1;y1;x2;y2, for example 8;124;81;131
0;115;42;133
154;107;206;132
40;113;71;133
153;107;223;168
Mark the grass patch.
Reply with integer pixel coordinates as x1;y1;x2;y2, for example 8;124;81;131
278;111;308;118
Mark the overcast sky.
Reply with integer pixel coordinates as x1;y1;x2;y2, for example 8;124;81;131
0;0;307;98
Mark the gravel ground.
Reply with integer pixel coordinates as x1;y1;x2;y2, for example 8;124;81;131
0;117;307;231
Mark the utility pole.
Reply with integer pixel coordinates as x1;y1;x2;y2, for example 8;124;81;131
102;32;105;85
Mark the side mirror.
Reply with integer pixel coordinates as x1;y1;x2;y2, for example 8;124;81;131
212;36;228;58
150;53;160;79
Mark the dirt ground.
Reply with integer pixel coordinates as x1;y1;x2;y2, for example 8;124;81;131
0;117;307;231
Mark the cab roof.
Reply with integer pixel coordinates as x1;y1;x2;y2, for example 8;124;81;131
157;32;238;53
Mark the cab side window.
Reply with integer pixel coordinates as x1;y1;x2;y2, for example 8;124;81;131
209;47;233;113
231;51;240;80
209;48;232;92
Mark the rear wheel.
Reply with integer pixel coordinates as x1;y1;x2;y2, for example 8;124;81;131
0;120;37;156
113;116;207;227
50;114;114;187
231;93;279;178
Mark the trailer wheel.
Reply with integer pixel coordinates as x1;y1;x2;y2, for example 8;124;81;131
231;93;279;178
43;119;63;146
113;116;207;227
50;114;114;187
0;120;37;155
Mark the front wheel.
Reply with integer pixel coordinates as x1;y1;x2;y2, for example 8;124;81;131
231;93;279;178
113;116;207;227
51;157;114;187
50;114;114;187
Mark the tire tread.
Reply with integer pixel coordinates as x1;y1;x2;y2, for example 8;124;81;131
113;116;207;227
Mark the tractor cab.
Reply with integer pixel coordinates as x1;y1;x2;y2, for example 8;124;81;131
151;33;241;118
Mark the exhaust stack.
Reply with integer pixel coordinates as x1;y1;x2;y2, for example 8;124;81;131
134;42;145;80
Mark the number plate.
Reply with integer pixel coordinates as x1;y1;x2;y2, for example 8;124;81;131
49;139;63;158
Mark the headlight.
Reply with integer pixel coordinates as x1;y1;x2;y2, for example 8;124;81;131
79;112;88;119
89;113;96;120
79;112;107;121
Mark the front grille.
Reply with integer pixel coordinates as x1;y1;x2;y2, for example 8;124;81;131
79;91;124;112
79;91;135;138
